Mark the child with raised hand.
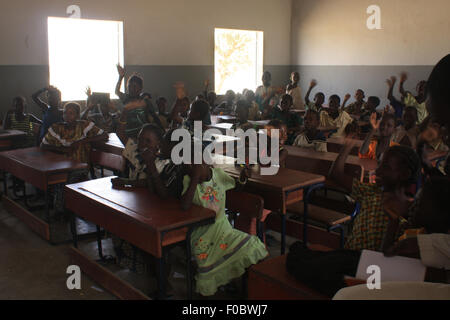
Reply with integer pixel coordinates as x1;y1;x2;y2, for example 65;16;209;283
255;71;281;114
32;85;63;143
319;95;353;137
286;71;304;111
359;112;398;162
292;110;327;152
399;72;428;124
391;107;419;149
386;76;405;121
304;79;325;112
181;149;268;297
344;89;366;116
81;88;119;133
329;140;421;252
3;96;42;148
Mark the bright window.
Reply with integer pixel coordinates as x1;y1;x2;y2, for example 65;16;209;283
48;17;124;101
214;28;263;95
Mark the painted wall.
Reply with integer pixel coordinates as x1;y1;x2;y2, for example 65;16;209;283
0;0;292;116
291;0;450;108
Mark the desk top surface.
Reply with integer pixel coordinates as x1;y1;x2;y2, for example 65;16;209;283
0;147;88;172
65;176;215;233
327;137;363;147
0;129;27;139
284;145;377;171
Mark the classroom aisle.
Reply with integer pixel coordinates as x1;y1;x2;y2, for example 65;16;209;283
0;203;115;300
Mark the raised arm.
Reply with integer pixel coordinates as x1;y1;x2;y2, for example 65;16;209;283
115;64;126;102
399;72;408;99
328;138;357;192
386;76;397;102
32;87;49;112
359;112;379;155
341;93;351;109
304;80;317;105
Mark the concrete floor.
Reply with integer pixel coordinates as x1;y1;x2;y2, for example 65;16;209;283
0;196;292;300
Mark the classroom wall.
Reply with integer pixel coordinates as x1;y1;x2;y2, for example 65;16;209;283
290;0;450;108
0;0;292;117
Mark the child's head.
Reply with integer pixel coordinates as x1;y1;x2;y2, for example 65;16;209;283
413;176;450;234
366;96;380;112
156;97;168;114
290;72;300;84
47;87;61;107
225;90;236;104
314;92;325;107
160;128;179;158
280;94;293;112
328;95;341;111
188;99;209;122
355;89;365;102
403;106;418;129
137;123;164;155
262;71;272;87
235;100;249;122
127;74;143;98
207;91;216;107
375;145;421;190
245;89;256;103
379;113;396;137
63;102;81;124
416;80;427;97
267;119;287;145
426;54;450;138
304;110;320;131
12;96;26;113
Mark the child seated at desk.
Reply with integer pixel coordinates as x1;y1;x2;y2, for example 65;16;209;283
3;96;42;148
359;112;398;162
263;119;288;168
270;94;303;145
391;106;419;149
399;72;428;125
213;90;235;115
319;95;353;138
304;79;325;112
81;89;120;133
244;89;261;121
232;100;253;131
343;89;366;116
181;150;268;296
330;141;421;252
32;86;63;143
292;110;327;152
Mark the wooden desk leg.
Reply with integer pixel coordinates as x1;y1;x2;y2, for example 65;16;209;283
70;212;78;248
96;225;104;260
281;213;286;255
156;249;166;300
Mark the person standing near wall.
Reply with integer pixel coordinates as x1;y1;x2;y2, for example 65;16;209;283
286;71;305;111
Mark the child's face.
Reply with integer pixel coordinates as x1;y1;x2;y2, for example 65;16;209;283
379;118;396;137
207;92;216;106
226;92;235;104
416;81;426;96
328;97;340;111
245;90;255;103
355;90;364;102
157;99;167;113
236;106;248;121
137;130;160;155
290;72;300;84
47;91;61;107
375;152;404;188
403;109;417;129
314;93;324;106
128;81;142;98
63;107;79;124
262;73;271;86
280;96;292;111
304;111;319;131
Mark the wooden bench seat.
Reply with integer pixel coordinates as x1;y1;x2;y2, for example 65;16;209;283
248;254;330;300
287;202;351;227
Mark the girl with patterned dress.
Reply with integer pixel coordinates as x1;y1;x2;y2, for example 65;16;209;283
182;162;268;296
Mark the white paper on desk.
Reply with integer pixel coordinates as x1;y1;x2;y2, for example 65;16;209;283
356;250;426;282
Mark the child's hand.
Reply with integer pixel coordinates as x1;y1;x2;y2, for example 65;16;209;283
85;86;92;97
204;79;210;88
309;79;317;88
399;72;408;83
116;64;125;77
386;76;397;87
369;112;380;130
344;93;351;101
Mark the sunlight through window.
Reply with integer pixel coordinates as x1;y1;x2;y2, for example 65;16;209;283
48;17;124;101
214;28;263;95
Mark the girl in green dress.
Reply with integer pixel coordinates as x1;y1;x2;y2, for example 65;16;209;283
181;162;269;296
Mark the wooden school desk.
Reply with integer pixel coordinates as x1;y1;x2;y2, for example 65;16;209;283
284;145;377;183
91;133;124;156
0;147;88;242
216;164;325;254
326;136;363;155
0;129;26;150
64;177;215;299
91;133;125;175
216;115;237;123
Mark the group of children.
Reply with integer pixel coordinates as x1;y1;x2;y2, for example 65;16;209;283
2;54;449;298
